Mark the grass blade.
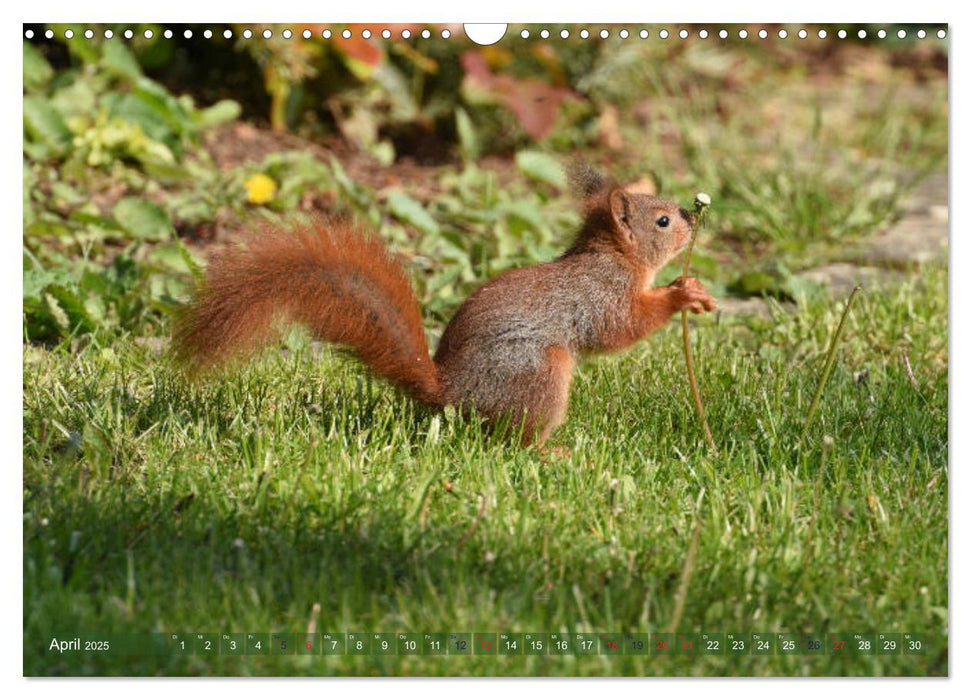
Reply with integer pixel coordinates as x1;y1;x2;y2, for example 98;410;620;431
800;284;863;445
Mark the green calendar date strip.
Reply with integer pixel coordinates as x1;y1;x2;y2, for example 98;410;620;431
42;632;931;656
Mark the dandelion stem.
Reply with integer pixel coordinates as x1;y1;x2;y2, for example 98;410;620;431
682;194;717;452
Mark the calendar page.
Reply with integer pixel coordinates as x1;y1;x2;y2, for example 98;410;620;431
22;19;948;678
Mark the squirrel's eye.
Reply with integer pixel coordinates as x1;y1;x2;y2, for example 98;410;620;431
656;216;670;228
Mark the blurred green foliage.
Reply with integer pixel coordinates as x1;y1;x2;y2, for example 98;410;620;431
23;23;948;346
23;30;241;342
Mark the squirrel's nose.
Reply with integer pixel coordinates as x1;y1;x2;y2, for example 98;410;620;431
679;207;696;228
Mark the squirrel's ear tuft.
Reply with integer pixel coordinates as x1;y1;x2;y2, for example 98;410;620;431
608;188;634;237
568;161;610;199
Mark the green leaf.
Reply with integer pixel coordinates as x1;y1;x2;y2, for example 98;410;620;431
133;77;193;134
23;139;51;162
24;296;60;341
23;96;71;154
70;208;121;227
141;160;191;181
23;42;54;91
23;163;37;227
177;240;205;282
455;107;480;163
146;241;203;276
101;92;171;143
112;198;173;241
327;156;372;210
515;150;566;189
100;79;194;152
193;99;242;129
84;295;106;323
387;191;440;237
24;260;67;300
371;62;419;122
50;181;85;207
501;200;544;234
100;40;143;79
368;140;395;167
54;24;100;64
44;284;96;335
49;77;98;120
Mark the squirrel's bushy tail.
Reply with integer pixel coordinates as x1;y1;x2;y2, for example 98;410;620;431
172;219;444;406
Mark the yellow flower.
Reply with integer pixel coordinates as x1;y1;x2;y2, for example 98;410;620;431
244;173;277;205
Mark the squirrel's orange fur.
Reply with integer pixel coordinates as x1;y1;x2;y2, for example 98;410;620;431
173;221;442;405
173;166;716;445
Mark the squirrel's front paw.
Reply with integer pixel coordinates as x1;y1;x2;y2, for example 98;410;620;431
669;275;717;314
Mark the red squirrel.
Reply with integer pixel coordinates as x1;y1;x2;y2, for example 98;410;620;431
173;164;716;445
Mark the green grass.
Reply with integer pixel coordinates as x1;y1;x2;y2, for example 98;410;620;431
23;264;948;676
